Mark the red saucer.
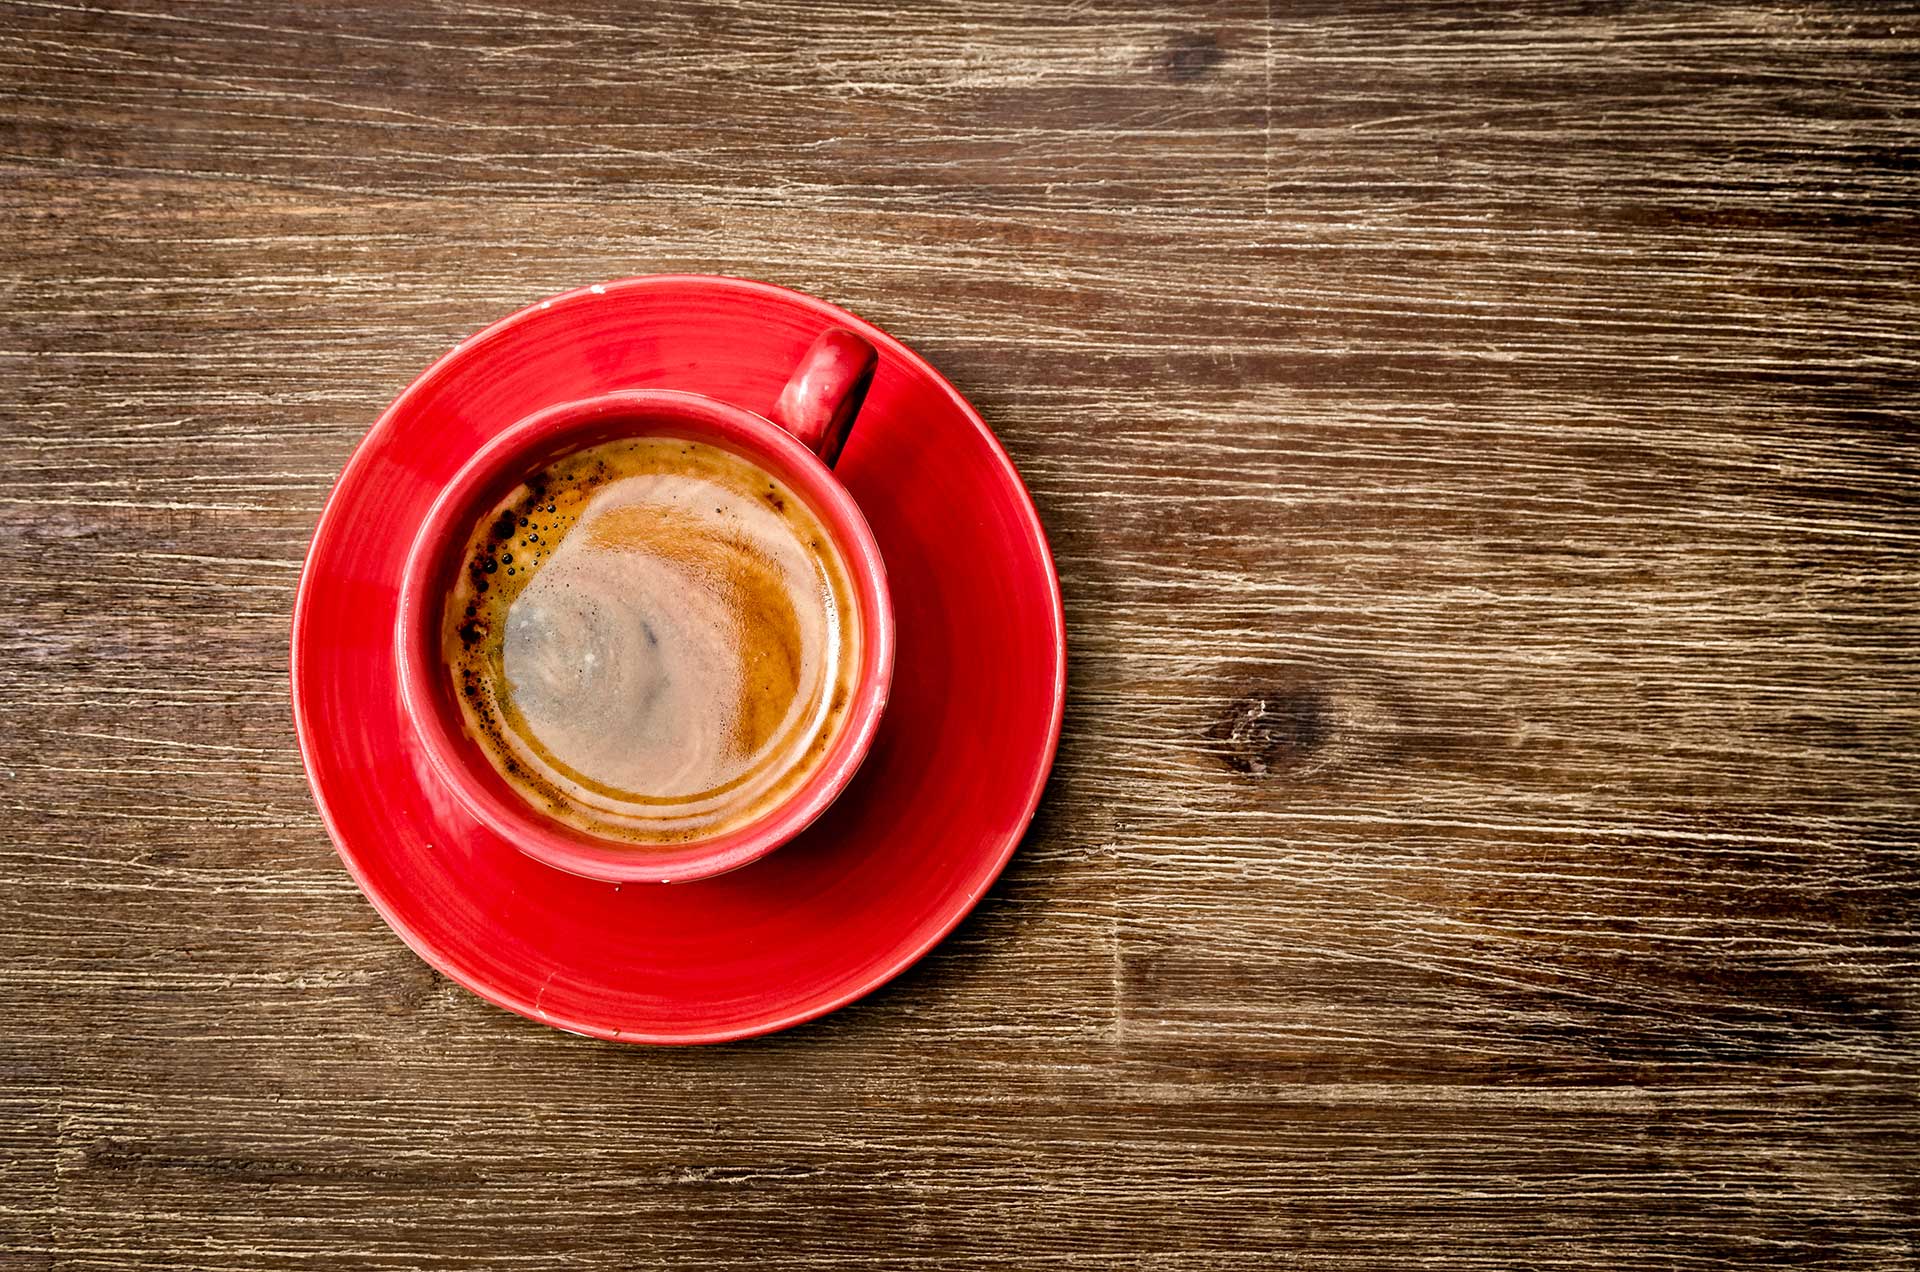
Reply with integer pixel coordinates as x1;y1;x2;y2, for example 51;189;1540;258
291;277;1065;1043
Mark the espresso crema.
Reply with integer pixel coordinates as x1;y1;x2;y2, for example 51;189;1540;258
442;437;861;844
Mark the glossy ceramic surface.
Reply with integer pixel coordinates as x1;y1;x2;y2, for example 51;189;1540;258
291;276;1065;1043
394;388;896;884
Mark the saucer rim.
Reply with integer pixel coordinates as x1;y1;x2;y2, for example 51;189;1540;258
289;274;1066;1043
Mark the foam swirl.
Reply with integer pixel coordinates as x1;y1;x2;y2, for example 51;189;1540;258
443;438;859;844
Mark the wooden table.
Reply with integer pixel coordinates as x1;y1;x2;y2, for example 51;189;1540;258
4;3;1916;1267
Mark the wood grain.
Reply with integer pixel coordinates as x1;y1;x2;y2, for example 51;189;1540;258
2;1;1917;1267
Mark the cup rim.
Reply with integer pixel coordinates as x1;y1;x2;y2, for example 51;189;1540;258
395;388;895;884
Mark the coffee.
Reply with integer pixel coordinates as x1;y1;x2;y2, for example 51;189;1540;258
442;436;862;845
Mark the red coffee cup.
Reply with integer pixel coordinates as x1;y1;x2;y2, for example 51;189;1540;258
395;330;893;884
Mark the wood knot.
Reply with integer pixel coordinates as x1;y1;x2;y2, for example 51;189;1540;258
375;952;443;1016
1157;33;1226;81
1210;687;1332;778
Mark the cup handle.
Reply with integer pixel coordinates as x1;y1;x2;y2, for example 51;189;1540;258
770;328;878;468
